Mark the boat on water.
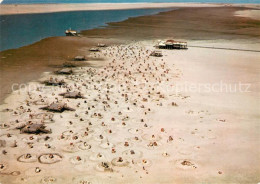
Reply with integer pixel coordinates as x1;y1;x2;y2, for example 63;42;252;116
65;28;78;36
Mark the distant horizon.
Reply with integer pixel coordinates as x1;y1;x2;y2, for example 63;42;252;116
1;0;260;4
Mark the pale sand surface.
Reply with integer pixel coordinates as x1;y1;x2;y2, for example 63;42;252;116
0;5;260;184
0;3;234;15
235;9;260;20
0;39;259;183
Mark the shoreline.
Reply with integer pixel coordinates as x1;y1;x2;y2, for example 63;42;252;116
1;6;260;104
0;5;259;183
0;2;249;15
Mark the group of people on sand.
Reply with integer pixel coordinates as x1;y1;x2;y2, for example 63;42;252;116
0;43;179;182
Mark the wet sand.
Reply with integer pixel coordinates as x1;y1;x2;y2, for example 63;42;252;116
82;6;260;40
0;5;260;184
0;37;122;104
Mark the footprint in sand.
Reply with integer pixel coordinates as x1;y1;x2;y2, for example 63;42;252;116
128;128;143;135
0;163;8;172
72;176;94;184
77;130;93;140
142;134;162;141
17;153;38;163
177;147;193;156
25;167;46;176
22;135;39;143
38;153;62;164
111;157;130;167
77;141;92;150
41;176;58;184
0;171;21;176
99;141;114;149
127;136;142;143
58;130;75;140
137;159;152;167
0;133;17;142
15;177;29;184
145;141;162;150
89;153;107;162
0;123;10;129
122;149;143;159
162;152;171;158
62;143;79;153
118;141;134;148
69;156;86;165
175;159;198;170
116;121;129;128
38;136;53;143
95;162;113;172
139;123;153;130
30;112;54;121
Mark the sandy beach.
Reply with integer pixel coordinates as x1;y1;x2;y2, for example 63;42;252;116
0;3;223;15
1;2;259;16
235;9;260;20
0;4;260;184
1;6;260;104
